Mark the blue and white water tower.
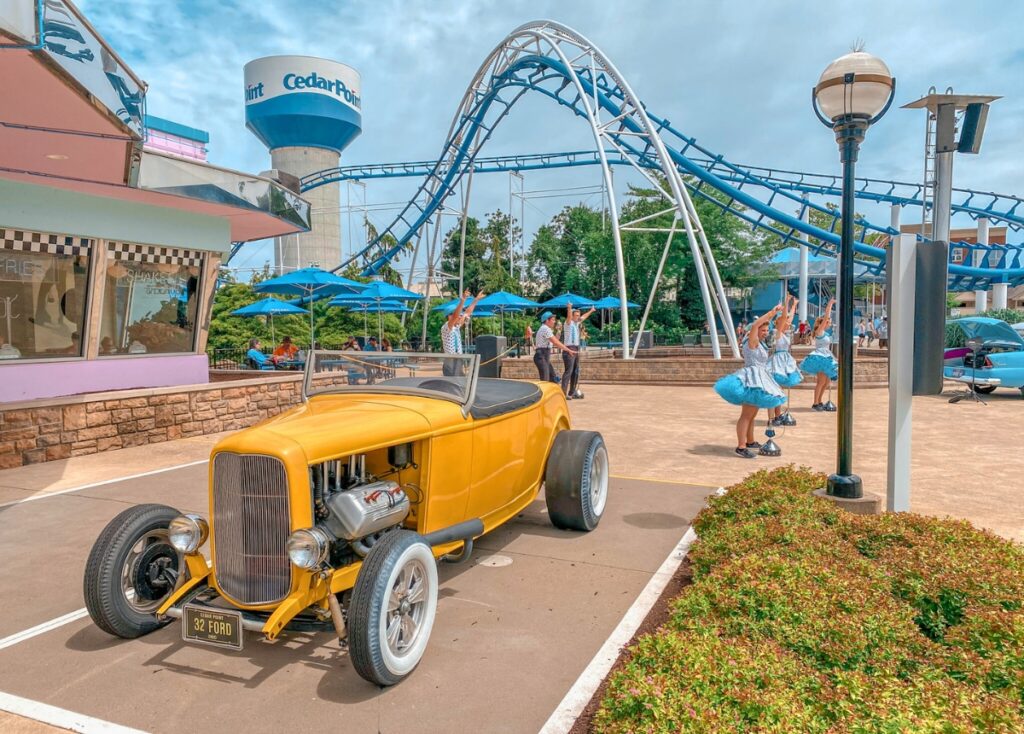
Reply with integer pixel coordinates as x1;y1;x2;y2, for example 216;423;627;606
244;55;362;272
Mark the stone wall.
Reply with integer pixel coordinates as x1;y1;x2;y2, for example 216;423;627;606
500;353;889;386
0;374;304;470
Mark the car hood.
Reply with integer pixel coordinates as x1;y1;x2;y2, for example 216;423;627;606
954;318;1024;348
217;394;458;464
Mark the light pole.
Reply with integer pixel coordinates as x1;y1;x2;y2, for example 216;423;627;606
812;50;895;499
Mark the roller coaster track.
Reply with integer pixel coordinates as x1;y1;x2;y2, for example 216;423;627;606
263;21;1023;355
302;150;1024;236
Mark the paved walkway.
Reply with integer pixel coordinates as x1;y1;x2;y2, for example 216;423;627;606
1;379;1020;732
567;383;1024;544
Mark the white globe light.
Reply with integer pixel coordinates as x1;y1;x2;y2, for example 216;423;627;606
815;51;893;121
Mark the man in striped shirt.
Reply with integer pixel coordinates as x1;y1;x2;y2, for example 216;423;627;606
561;301;596;398
441;289;484;376
534;311;568;383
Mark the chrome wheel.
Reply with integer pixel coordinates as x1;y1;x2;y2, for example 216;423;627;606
120;529;181;614
589;444;609;518
349;530;439;686
385;559;429;657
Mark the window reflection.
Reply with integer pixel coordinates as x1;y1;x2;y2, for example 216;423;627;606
99;253;201;355
0;236;89;360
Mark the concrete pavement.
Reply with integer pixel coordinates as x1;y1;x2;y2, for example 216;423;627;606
567;383;1024;544
0;452;711;733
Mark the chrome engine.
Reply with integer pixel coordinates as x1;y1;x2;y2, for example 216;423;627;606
323;480;409;540
309;453;411;557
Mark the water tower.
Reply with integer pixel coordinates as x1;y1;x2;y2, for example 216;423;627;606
244;55;362;272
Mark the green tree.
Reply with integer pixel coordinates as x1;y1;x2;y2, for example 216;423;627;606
441;210;523;296
526;181;771;334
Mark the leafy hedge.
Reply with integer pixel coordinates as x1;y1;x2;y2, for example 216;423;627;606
594;467;1024;733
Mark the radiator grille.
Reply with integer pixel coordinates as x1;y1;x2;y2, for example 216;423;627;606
212;452;292;605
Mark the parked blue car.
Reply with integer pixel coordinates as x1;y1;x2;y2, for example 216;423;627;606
944;317;1024;397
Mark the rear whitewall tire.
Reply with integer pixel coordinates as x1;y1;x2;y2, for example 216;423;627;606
544;430;609;531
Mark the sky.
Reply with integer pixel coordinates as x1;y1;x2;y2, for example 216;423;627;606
78;0;1024;276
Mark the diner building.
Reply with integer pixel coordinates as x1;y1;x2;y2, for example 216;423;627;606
0;0;311;402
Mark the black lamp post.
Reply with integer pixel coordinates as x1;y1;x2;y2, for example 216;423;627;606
812;50;895;499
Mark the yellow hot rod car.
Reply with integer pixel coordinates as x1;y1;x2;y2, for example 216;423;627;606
84;352;609;685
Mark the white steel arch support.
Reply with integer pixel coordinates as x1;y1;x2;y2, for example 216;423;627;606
388;20;741;358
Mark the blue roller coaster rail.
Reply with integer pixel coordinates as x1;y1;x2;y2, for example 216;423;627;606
231;21;1024;303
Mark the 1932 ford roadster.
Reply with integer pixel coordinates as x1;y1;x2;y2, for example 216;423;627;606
84;352;609;685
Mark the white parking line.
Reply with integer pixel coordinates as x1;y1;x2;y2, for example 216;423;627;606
537;485;723;734
0;691;148;733
0;608;89;652
0;459;209;508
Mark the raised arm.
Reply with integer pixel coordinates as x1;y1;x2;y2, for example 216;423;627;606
579;306;597;322
748;304;782;349
813;299;836;335
448;290;470;328
463;290;486;319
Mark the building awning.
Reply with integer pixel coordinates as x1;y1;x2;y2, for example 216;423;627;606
0;152;311;242
0;0;311;242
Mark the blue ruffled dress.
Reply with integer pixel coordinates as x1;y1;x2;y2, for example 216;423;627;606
714;342;787;409
769;332;803;387
800;334;839;379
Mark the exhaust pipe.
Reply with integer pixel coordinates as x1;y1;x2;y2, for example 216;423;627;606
422;518;484;547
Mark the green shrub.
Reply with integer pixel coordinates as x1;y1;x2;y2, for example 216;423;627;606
978;308;1024;325
594;466;1024;732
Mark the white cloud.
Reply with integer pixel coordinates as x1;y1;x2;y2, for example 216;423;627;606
76;0;1024;271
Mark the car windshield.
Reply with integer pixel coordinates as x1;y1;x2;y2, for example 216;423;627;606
303;350;479;405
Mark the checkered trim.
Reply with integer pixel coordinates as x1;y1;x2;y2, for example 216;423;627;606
107;242;204;268
0;229;91;257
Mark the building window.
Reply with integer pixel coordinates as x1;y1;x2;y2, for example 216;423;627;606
0;229;90;360
99;243;203;355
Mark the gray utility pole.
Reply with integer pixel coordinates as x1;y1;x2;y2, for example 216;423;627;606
902;91;999;396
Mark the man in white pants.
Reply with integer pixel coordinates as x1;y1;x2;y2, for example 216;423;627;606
561;301;595;399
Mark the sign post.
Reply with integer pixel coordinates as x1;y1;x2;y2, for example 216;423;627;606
887;233;916;512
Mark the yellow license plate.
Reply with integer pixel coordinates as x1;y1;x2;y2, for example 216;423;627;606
182;604;243;650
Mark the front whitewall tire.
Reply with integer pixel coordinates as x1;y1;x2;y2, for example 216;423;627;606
349;530;438;686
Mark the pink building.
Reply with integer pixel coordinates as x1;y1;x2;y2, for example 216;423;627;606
144;116;209;161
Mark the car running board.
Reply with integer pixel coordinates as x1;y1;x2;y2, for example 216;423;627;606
423;518;484;548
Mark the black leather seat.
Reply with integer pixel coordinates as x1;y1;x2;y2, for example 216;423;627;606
469;378;542;419
377;376;542;418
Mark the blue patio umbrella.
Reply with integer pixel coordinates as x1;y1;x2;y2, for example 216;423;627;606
592;296;641;310
231;297;309;343
353;280;424;302
254;267;363;344
478;291;541;309
331;299;413;342
538;292;597;309
432;300;502;317
476;291;540;335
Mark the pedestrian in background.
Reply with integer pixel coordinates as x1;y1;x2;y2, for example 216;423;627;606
534;311;568;383
561;301;595;399
441;289;484;376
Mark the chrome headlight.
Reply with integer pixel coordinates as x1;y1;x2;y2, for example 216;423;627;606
287;527;331;569
168;514;209;554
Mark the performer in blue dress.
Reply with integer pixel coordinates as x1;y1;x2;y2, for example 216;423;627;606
799;297;839;410
769;294;802;424
714;304;787;458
